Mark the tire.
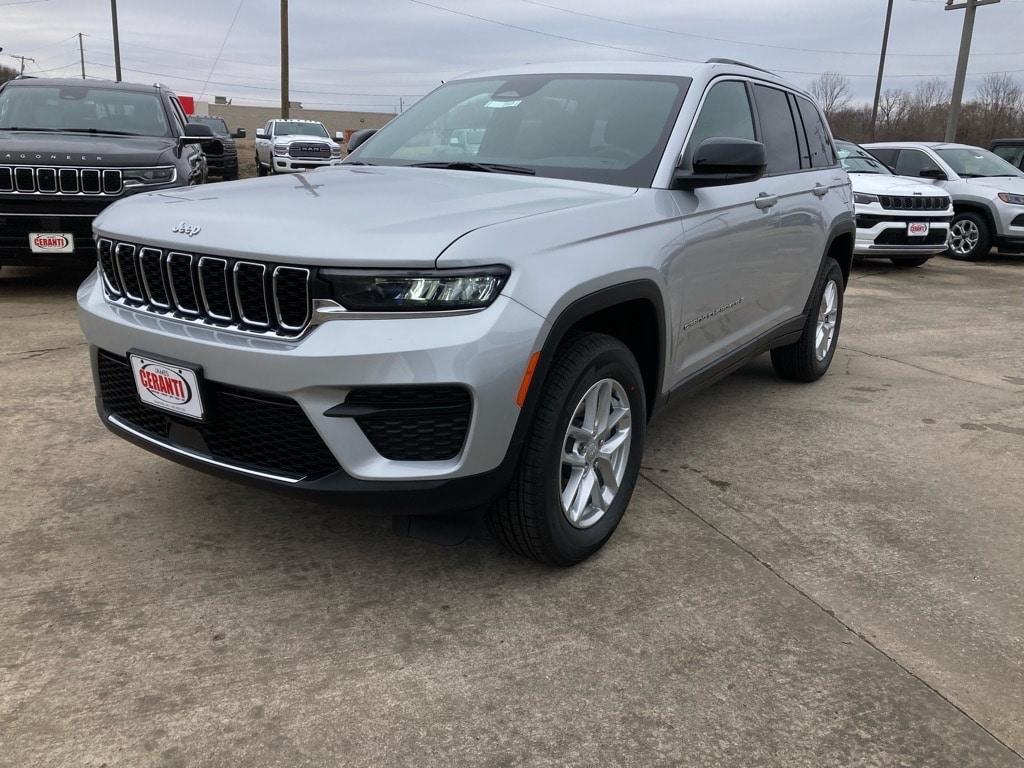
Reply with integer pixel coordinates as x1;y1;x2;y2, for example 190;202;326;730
256;157;267;177
771;258;844;382
890;256;930;268
947;211;991;261
489;331;646;566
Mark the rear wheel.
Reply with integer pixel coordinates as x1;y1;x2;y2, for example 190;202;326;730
947;212;991;261
890;256;931;268
489;332;645;566
255;157;267;177
771;258;844;382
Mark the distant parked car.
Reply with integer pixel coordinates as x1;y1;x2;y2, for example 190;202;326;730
835;140;951;268
864;141;1024;261
991;139;1024;173
254;118;343;175
189;116;245;181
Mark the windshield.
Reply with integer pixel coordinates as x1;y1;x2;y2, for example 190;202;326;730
836;140;891;175
348;74;690;187
274;121;328;138
0;84;170;137
936;147;1024;178
191;116;228;133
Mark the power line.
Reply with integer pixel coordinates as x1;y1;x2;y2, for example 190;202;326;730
199;0;246;101
512;0;1024;57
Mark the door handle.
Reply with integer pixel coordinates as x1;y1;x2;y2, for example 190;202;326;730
813;183;829;197
754;193;778;210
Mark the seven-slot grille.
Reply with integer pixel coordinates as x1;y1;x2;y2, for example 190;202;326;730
288;143;332;159
878;195;950;211
97;239;313;337
0;166;122;195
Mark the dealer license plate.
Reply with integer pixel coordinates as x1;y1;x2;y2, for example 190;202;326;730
908;222;930;237
29;233;74;253
129;354;205;420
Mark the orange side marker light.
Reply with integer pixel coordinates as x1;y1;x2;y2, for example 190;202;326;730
515;351;541;408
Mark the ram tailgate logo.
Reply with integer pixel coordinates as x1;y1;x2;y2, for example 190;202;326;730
172;221;202;237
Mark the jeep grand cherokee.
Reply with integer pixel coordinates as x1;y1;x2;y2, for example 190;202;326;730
78;60;854;565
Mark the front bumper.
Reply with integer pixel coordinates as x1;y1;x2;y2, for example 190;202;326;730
78;271;543;497
273;157;344;173
854;215;951;256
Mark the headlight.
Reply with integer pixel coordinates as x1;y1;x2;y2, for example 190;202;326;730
122;166;176;186
853;193;879;205
331;145;342;158
273;144;289;156
320;266;510;312
997;192;1024;205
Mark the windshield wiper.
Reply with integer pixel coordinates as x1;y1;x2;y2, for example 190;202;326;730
410;161;535;176
2;126;66;132
343;160;375;166
60;128;141;136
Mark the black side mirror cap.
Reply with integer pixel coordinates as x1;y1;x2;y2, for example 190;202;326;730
183;123;215;138
347;128;377;154
232;128;247;139
918;168;947;180
674;137;767;190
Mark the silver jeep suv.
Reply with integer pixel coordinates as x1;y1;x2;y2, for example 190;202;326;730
78;60;854;565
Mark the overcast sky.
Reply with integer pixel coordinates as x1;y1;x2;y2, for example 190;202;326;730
4;0;1024;113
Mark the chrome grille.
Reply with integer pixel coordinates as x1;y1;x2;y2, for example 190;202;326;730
97;239;313;338
879;195;950;211
0;166;123;195
288;143;331;159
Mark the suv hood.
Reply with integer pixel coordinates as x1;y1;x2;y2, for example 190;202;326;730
93;165;636;267
955;175;1024;194
0;130;178;166
852;173;947;196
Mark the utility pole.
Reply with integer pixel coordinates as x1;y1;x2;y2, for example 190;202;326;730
399;97;404;113
280;0;289;118
110;0;122;82
8;54;35;75
870;0;894;140
77;33;86;79
944;0;1000;142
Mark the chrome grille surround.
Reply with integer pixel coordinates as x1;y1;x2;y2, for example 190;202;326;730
0;165;125;195
96;239;315;339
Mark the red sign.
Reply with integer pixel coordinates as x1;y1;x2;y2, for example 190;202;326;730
177;95;195;115
33;234;69;250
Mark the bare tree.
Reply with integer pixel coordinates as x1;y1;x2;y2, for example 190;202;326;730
0;65;18;86
878;88;907;129
808;72;852;116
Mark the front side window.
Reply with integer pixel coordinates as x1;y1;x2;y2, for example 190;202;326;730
894;149;943;178
273;121;329;138
836;140;892;175
752;85;800;174
0;84;170;137
350;74;690;187
935;147;1023;178
682;80;755;171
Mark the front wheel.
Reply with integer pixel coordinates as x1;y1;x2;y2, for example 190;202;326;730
489;332;646;566
947;212;991;261
255;157;267;177
771;258;844;382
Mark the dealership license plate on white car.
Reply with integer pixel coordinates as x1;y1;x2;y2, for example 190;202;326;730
129;354;205;420
29;233;74;253
908;222;930;237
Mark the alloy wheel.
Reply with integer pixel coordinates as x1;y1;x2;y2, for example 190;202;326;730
949;219;980;257
815;279;839;361
559;378;632;529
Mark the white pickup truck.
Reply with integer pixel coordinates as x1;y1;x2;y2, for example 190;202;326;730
254;118;344;175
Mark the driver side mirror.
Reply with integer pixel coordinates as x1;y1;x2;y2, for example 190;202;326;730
674;137;767;190
347;128;377;154
255;128;268;139
918;168;947;180
232;128;247;139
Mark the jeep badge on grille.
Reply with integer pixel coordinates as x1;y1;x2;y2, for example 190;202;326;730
172;221;202;237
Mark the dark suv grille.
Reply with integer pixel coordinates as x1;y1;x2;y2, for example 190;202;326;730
97;351;340;479
875;228;949;246
97;239;312;337
0;166;123;195
342;387;472;461
878;195;950;210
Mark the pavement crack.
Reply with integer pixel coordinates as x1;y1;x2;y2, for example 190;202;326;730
839;345;1005;391
2;342;87;360
640;471;1024;764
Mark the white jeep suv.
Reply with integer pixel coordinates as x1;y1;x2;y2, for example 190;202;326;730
254;119;344;175
836;140;951;268
864;141;1024;261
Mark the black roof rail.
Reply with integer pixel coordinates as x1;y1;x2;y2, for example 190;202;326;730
705;58;775;76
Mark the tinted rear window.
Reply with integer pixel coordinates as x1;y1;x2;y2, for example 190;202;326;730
752;85;801;174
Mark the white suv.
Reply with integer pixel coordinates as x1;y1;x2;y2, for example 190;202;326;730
836;140;951;268
864;141;1024;261
254;119;344;175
